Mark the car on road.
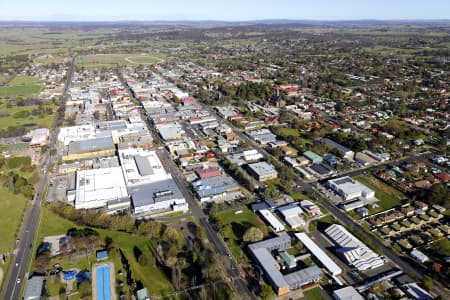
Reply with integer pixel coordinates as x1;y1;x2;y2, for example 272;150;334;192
17;278;21;284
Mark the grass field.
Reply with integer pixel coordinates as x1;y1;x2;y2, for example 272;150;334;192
77;53;166;68
0;102;58;131
0;76;44;98
354;175;406;210
36;207;173;297
0;187;28;253
215;206;268;263
276;127;300;138
303;287;324;300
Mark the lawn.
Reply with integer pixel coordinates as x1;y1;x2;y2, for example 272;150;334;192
35;207;174;297
77;53;166;68
290;191;309;201
0;76;44;98
215;206;268;263
276;127;300;138
303;287;324;300
0;186;29;253
354;175;406;210
308;215;335;232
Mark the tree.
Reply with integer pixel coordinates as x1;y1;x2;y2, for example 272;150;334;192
262;186;279;201
431;238;450;257
243;227;264;243
421;275;434;291
259;283;273;300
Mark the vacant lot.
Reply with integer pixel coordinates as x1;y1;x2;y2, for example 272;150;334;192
36;207;173;297
354;175;406;209
0;76;43;98
215;206;268;263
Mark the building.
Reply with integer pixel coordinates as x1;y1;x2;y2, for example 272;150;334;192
75;167;129;210
195;167;222;179
247;162;278;182
299;200;322;217
303;151;322;164
28;128;50;148
295;232;342;276
192;175;240;202
332;286;364;300
327;176;375;201
248;235;323;296
129;179;187;214
155;123;184;141
277;204;305;229
410;249;429;263
259;209;285;232
322;138;355;160
355;152;377;166
325;224;384;271
24;275;45;300
136;288;150;300
63;136;115;161
118;149;172;186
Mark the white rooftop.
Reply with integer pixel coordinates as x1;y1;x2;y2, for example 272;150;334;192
75;167;128;210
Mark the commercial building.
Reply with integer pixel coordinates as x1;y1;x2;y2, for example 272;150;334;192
325;224;384;271
192;175;240;202
259;209;285;232
277;204;305;229
248;235;323;296
118;149;171;186
295;233;342;276
155;123;184;141
327;176;375;201
332;286;364;300
64;136;115;161
118;148;188;215
75;167;129;210
129;179;187;214
247;161;278;182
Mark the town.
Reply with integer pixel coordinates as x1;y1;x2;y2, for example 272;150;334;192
0;10;449;300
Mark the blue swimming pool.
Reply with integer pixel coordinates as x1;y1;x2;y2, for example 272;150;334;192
96;264;111;300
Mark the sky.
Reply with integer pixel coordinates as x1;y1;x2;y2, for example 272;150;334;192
0;0;449;21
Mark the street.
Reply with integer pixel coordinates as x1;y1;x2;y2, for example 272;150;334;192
1;55;75;300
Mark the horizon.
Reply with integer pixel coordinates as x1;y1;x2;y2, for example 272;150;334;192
1;0;450;22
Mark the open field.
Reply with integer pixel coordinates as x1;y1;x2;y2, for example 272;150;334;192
0;186;28;253
0;101;58;131
77;53;166;68
354;175;406;210
36;207;173;297
0;76;44;99
215;206;268;263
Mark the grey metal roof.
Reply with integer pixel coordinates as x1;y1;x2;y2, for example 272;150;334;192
248;162;277;177
24;276;44;300
248;234;291;251
134;155;154;176
68;136;114;155
284;266;323;287
129;179;184;207
252;247;288;289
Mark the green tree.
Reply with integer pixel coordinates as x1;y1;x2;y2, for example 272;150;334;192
243;227;264;243
421;275;434;291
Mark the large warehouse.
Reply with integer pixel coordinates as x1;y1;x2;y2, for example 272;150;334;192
75;167;129;210
327;176;375;201
325;224;384;271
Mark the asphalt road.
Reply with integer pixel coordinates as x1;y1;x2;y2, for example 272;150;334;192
2;56;75;300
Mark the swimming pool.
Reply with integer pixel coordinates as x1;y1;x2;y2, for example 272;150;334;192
95;264;111;300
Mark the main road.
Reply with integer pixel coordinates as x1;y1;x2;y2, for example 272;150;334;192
1;56;75;300
116;69;254;299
